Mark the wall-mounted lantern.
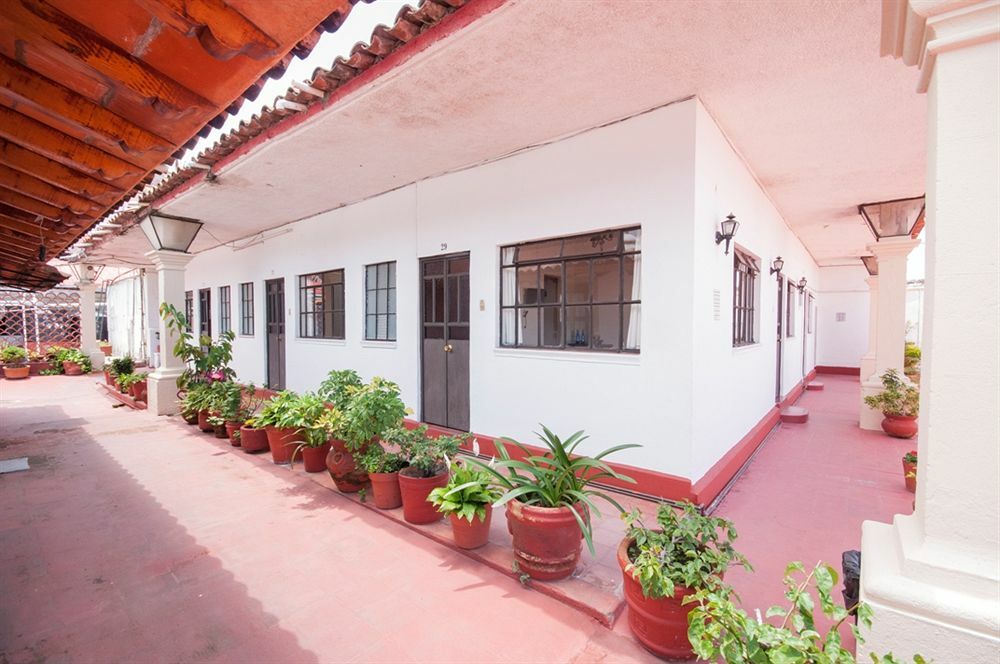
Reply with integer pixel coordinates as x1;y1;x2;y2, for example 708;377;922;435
770;256;784;276
860;255;878;276
715;213;739;255
139;210;203;253
858;196;925;240
796;277;808;293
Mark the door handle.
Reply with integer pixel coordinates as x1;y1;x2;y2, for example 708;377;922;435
444;343;453;353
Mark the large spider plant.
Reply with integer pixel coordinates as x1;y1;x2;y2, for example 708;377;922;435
471;425;640;554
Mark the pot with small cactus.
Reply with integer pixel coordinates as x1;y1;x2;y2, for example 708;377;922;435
864;369;919;439
428;461;501;549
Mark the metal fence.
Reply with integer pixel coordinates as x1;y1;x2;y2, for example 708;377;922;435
0;287;106;352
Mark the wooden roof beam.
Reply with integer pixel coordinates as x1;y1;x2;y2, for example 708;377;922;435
137;0;282;61
0;206;76;234
0;107;144;187
0;55;175;168
0;185;92;227
0;164;104;215
0;139;125;205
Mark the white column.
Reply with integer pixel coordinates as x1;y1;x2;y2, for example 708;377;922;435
77;272;105;371
859;275;878;379
860;1;1000;661
142;268;159;367
859;237;919;429
145;249;194;416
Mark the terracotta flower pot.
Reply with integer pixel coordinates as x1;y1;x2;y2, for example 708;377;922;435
225;422;241;446
239;426;269;453
29;361;47;375
881;414;918;439
100;345;113;357
265;426;303;464
62;361;83;375
182;411;199;425
325;438;369;492
213;422;228;438
505;500;587;581
197;410;214;432
103;370;114;386
904;473;917;493
3;365;29;380
131;381;147;402
298;441;331;473
369;471;403;509
398;468;449;525
449;509;492;550
618;537;697;660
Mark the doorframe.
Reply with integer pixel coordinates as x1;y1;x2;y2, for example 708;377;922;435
264;277;286;391
775;275;784;403
417;251;471;430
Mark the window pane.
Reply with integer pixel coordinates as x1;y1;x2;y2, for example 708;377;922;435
501;268;517;306
623;304;641;350
366;314;376;339
333;312;345;338
376;315;388;339
591;304;620;350
501;247;516;266
563;231;619;257
517;307;539;347
566;260;590;304
592;257;620;303
376;288;388;314
387;287;396;314
517;265;539;305
387;261;396;287
377;262;388;288
449;257;469;274
367;265;377;288
434;278;444;322
458;274;470;323
424;261;443;276
516;239;561;262
423;279;435;322
333;283;344;311
448;275;459;322
425;325;444;339
366;290;376;316
565;305;590;347
541;307;562;347
623;228;642;253
539;263;561;304
623;254;641;301
387;314;396;340
501;308;517;346
449;325;469;340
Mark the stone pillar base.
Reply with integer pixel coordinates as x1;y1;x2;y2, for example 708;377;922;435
860;517;1000;662
859;352;876;383
859;380;884;430
147;369;183;416
84;349;107;373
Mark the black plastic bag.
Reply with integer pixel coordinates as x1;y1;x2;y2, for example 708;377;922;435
842;549;862;620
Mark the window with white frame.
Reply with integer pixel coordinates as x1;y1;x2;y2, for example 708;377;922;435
732;247;759;347
365;261;396;341
239;282;254;336
219;285;231;334
500;227;641;352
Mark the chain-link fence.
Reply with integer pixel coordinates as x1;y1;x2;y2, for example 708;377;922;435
0;287;106;352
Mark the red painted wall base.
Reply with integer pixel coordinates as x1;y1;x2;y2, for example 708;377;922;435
816;365;861;376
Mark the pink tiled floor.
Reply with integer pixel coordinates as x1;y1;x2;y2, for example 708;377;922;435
0;373;914;662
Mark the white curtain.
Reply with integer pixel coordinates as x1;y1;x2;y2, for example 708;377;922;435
625;236;642;350
106;276;146;362
501;248;517;345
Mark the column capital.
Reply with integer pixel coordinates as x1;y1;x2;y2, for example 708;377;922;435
145;249;195;271
882;0;1000;92
866;236;921;260
865;275;879;288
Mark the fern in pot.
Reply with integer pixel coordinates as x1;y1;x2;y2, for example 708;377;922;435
472;426;639;581
619;501;750;660
389;424;467;524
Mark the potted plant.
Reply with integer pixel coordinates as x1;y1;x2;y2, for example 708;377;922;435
130;372;149;402
99;340;112;356
864;369;919;438
116;372;147;400
255;391;315;465
1;345;30;379
329;377;407;492
27;349;48;375
45;345;68;372
208;412;229;438
687;561;928;664
290;400;340;473
108;356;135;388
903;450;917;493
391;424;469;524
179;383;206;425
214;381;258;445
428;460;501;549
473;427;639;581
318;368;363;410
59;348;92;375
618;501;749;659
904;342;921;383
356;444;408;509
239;417;269;454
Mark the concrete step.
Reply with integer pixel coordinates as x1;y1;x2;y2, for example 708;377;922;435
780;406;809;424
805;381;825;391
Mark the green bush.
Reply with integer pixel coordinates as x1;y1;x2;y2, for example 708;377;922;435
0;345;28;365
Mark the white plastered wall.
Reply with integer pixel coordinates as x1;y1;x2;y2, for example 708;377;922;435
816;265;870;369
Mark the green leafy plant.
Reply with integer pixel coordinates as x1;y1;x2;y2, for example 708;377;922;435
622;501;750;600
686;561;928;664
45;345;69;364
59;348;92;373
356;444;408;474
159;303;235;389
903;450;917;464
428;461;501;523
471;426;640;554
864;369;919;417
116;372;147;390
341;377;407;452
318;369;363;411
1;345;28;365
256;391;330;441
903;343;921;375
384;424;467;477
109;355;135;377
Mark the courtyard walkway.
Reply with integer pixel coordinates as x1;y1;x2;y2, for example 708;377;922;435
0;374;914;663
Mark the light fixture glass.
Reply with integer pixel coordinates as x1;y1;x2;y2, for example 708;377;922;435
715;213;739;255
860;255;878;276
797;277;808;292
770;256;784;276
139;210;203;253
858;196;924;239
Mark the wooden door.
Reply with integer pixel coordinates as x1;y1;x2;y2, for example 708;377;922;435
265;278;286;391
421;254;470;431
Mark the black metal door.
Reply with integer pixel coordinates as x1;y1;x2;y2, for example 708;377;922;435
775;276;784;403
421;254;470;431
198;288;211;337
265;278;285;391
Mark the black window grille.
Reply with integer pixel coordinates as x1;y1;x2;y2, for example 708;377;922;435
733;248;759;347
239;282;254;336
365;262;396;341
299;269;345;339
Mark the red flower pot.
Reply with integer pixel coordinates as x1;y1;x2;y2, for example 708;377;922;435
3;365;29;380
298;441;331;473
29;361;47;375
225;422;241;446
325;438;369;492
103;370;114;386
131;380;147;402
62;361;83;375
881;414;918;439
369;471;403;509
183;411;199;425
100;345;112;357
398;468;449;524
197;410;214;432
618;537;697;660
449;509;492;550
265;426;302;464
904;474;917;493
239;426;269;453
505;500;586;581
